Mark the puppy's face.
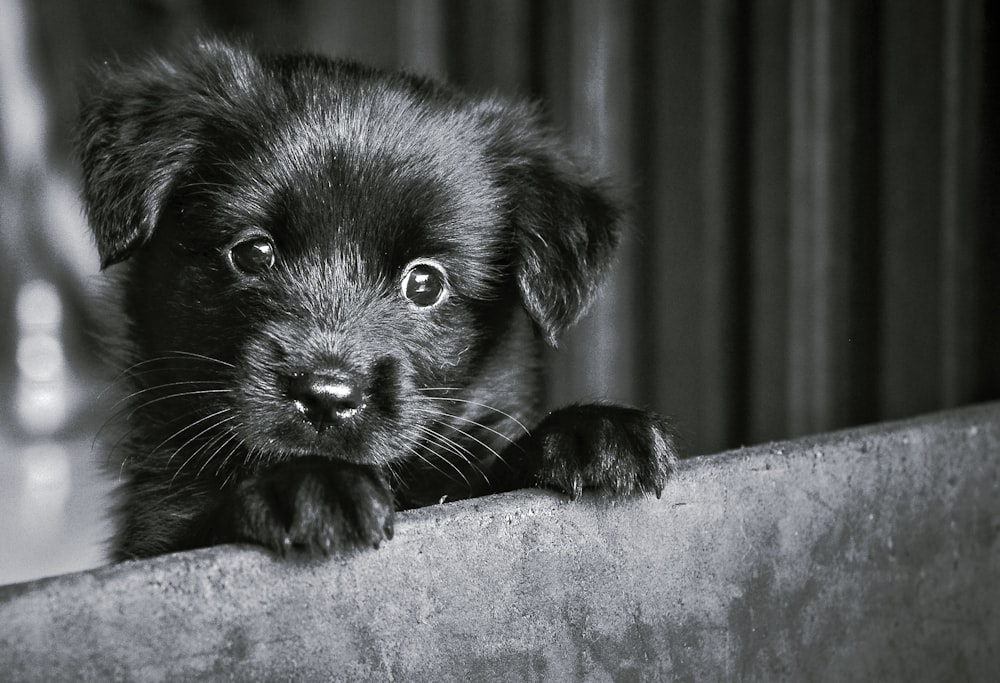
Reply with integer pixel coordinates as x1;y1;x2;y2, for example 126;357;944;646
79;41;622;472
123;77;515;466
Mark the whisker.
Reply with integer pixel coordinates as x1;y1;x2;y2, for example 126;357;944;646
415;425;490;486
422;413;512;471
197;429;243;479
160;349;236;368
416;424;475;465
166;414;238;470
415;392;531;436
218;444;247;488
100;417;153;468
95;400;213;456
412;426;475;488
151;407;232;461
100;351;235;396
113;367;229;384
400;442;455;484
413;406;522;450
124;388;232;420
107;380;229;413
169;425;235;491
99;392;230;461
214;433;248;479
382;451;407;484
183;428;234;474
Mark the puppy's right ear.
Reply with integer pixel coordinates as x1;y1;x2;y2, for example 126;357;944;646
77;40;261;269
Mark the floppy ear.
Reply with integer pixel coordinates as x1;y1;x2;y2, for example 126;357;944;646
483;102;624;346
76;40;262;269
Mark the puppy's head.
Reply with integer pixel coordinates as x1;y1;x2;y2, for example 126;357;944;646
79;40;623;469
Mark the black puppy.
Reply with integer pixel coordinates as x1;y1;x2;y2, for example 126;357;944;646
78;39;677;561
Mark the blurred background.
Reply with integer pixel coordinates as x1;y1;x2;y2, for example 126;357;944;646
1;0;997;584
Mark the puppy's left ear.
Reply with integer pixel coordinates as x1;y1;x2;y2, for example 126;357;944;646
483;102;624;346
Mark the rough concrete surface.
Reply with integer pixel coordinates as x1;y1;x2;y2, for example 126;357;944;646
1;403;998;681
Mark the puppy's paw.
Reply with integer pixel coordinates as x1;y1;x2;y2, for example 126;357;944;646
527;404;677;499
215;457;394;557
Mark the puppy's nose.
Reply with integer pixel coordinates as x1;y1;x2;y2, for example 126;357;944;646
287;370;365;431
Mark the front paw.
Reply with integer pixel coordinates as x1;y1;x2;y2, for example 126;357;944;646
213;457;394;557
526;404;677;499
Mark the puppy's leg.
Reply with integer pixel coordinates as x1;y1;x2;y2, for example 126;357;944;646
511;404;678;499
210;458;394;557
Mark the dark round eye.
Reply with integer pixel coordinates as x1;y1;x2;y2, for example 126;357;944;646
401;259;448;308
228;236;275;275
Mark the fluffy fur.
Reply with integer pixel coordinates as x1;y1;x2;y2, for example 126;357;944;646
78;39;677;561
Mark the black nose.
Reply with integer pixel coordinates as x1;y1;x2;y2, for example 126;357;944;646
287;370;365;431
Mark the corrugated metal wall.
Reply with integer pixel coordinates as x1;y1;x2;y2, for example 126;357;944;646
20;0;1000;454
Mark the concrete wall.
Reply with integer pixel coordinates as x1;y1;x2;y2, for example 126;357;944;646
1;403;998;681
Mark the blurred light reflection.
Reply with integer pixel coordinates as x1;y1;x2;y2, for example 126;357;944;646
18;441;72;543
15;280;69;435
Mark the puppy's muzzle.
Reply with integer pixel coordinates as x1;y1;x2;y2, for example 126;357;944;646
286;368;366;431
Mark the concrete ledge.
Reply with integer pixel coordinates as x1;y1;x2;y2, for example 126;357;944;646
1;403;999;681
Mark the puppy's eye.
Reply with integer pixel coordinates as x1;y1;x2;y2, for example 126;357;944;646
228;236;276;275
401;259;448;308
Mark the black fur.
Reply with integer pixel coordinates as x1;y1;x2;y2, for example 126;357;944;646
78;39;677;561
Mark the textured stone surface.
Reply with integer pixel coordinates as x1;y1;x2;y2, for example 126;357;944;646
1;403;998;681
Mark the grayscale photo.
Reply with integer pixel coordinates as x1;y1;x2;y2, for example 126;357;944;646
0;1;997;680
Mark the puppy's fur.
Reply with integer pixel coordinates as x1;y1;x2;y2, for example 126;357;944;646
78;40;677;560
